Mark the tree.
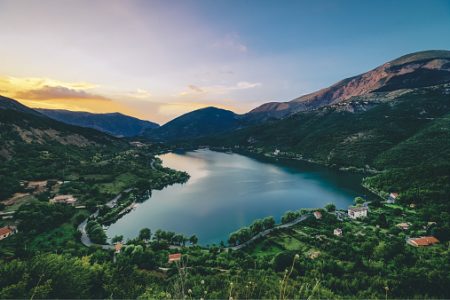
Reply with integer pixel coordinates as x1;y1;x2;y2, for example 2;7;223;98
325;203;336;212
378;213;388;228
138;228;151;241
262;216;276;230
354;197;365;206
250;219;264;235
228;233;238;246
281;211;299;224
153;229;163;242
236;227;252;244
189;235;198;245
172;234;184;246
112;235;124;243
15;201;74;234
86;220;107;244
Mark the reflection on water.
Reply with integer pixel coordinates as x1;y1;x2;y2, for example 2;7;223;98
107;149;368;245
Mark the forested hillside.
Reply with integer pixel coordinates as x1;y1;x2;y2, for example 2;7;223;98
202;86;450;209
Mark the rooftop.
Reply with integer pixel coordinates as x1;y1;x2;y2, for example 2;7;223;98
408;236;439;246
0;226;13;236
348;206;368;212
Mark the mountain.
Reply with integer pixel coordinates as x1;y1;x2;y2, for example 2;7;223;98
0;95;44;116
249;50;450;120
37;109;159;137
204;84;450;207
143;106;244;141
0;96;127;199
0;96;123;161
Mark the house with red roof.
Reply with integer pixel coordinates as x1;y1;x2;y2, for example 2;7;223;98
313;211;322;219
168;253;182;263
407;236;439;247
0;226;17;240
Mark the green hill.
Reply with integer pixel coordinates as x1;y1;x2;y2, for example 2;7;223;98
203;85;450;208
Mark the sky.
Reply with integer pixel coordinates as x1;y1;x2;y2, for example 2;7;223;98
0;0;449;124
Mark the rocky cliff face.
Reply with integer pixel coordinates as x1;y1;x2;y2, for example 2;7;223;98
249;50;450;119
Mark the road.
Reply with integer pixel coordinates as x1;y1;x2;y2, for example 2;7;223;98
229;214;311;251
78;189;133;249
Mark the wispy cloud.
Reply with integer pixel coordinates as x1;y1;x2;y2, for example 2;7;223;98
123;88;152;99
212;33;248;53
0;75;137;116
179;81;261;96
15;85;108;101
187;85;204;93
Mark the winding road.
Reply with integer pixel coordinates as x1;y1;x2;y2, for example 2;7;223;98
230;214;311;250
78;188;133;249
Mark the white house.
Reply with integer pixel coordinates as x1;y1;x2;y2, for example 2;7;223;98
333;228;343;236
348;206;368;219
273;149;280;156
387;192;399;204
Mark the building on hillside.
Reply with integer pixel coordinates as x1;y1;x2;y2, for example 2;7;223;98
333;228;343;236
387;192;399;203
27;180;48;192
313;211;322;219
396;222;411;230
348;206;368;219
273;149;280;156
0;226;17;240
168;253;182;263
114;242;123;254
407;236;439;247
50;194;77;205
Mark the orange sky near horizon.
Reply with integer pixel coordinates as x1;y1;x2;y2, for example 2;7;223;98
0;75;248;124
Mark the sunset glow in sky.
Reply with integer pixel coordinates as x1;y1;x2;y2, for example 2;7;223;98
1;0;450;124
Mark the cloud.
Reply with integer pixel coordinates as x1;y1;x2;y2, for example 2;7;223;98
0;76;104;102
212;34;248;53
179;81;261;97
124;88;152;99
0;76;98;91
188;85;204;93
236;81;262;89
0;75;139;117
15;85;108;101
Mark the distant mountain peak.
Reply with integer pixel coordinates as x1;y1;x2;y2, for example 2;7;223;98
0;95;42;116
249;50;450;119
37;109;159;137
143;106;242;141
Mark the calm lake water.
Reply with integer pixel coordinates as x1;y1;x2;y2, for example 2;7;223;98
106;149;369;245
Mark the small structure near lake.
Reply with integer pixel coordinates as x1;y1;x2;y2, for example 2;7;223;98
387;192;399;204
333;228;343;236
396;222;410;230
313;211;322;219
0;226;17;240
114;242;123;254
348;206;368;219
407;236;439;247
168;253;182;263
50;194;77;206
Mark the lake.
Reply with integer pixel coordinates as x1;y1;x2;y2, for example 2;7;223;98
106;149;369;245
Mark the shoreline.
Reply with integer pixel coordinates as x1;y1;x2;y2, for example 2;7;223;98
97;148;383;249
